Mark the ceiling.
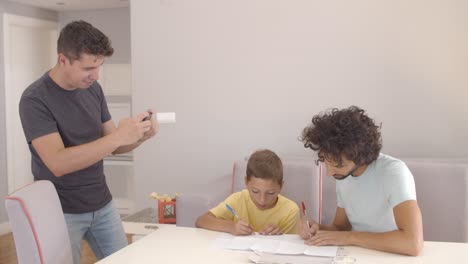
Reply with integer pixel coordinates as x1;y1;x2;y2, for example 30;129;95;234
7;0;129;11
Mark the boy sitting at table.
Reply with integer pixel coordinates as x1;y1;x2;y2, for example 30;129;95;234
195;149;300;236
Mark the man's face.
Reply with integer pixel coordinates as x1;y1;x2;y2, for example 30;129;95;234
245;177;282;210
60;53;104;89
322;156;361;180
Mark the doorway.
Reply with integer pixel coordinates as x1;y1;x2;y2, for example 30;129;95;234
3;14;57;193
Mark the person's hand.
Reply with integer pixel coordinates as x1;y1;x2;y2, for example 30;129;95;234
304;230;351;246
259;224;282;235
231;219;254;236
138;109;159;142
299;216;319;240
114;113;151;146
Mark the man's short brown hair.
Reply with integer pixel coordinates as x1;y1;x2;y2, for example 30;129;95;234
246;149;283;185
57;20;114;61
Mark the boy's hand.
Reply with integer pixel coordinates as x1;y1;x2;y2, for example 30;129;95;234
231;219;254;236
299;216;319;240
259;224;282;235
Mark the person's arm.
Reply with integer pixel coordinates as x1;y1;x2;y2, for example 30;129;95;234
307;200;424;256
102;112;158;155
195;211;253;236
32;115;150;177
347;200;423;255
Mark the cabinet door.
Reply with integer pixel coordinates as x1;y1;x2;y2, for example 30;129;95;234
108;103;132;124
104;163;134;215
100;64;132;96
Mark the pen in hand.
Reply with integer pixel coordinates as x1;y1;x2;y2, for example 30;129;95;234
301;201;317;239
301;201;311;228
225;203;239;219
225;203;254;235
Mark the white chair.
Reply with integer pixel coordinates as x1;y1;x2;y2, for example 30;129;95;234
176;193;226;228
405;160;468;242
5;180;73;264
176;173;231;227
321;173;337;225
176;157;323;227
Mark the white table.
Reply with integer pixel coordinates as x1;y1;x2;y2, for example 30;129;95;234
122;221;160;242
122;221;159;236
97;225;468;264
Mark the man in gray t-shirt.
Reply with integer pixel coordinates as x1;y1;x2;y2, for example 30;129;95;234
19;20;157;264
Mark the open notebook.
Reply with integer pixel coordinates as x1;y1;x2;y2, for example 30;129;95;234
213;234;337;257
247;251;332;264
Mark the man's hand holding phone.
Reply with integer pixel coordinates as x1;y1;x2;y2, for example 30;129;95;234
138;109;159;142
142;110;153;122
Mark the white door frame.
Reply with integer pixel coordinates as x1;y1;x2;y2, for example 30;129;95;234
3;13;57;193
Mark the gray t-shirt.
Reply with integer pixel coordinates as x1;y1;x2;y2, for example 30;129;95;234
19;72;112;214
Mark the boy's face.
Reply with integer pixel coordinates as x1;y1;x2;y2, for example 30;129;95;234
245;176;283;211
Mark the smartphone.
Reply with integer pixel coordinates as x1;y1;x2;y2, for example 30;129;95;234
142;111;153;122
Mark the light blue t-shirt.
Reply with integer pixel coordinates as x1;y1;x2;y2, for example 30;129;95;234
336;153;416;232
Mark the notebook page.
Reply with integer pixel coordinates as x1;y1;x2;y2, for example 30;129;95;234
250;238;281;253
276;240;307;255
304;245;338;257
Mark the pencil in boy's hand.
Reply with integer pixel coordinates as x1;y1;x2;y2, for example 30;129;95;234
301;201;311;228
225;203;256;235
225;203;239;219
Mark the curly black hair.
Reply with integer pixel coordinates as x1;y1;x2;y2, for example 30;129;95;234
57;20;114;61
300;106;382;166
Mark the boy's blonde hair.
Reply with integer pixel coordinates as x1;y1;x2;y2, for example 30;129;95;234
246;149;283;185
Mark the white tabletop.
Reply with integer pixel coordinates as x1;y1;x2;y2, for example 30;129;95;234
97;225;468;264
122;221;161;236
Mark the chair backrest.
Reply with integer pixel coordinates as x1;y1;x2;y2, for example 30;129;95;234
404;160;468;242
320;174;337;225
231;157;323;223
176;193;227;227
176;174;232;227
5;180;73;264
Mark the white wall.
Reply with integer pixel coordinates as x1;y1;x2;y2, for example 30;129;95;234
58;7;130;64
131;0;468;209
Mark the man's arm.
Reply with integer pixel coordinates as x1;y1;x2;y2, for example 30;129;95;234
102;113;158;155
347;200;423;255
307;200;424;256
32;116;150;177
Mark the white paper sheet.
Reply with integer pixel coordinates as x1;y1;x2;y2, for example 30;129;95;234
248;251;332;264
213;234;338;257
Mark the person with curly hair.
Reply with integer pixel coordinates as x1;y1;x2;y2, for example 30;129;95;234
299;106;423;256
